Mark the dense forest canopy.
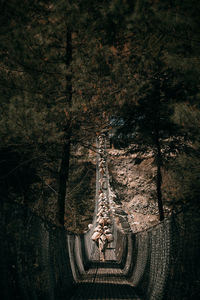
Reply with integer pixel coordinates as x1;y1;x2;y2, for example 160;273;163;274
0;0;200;228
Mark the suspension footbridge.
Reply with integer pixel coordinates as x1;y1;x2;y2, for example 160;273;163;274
0;135;199;299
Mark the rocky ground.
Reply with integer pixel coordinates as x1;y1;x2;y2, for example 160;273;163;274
64;142;172;233
107;145;171;233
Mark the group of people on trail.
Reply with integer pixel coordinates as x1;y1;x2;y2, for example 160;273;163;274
91;134;113;261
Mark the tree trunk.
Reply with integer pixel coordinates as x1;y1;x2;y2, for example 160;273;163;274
58;129;71;226
155;127;164;221
153;75;164;222
57;27;72;226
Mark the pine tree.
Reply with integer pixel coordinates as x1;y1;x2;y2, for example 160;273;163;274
99;0;200;218
0;0;124;225
0;1;76;224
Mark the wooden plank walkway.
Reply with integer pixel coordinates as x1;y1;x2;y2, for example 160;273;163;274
72;256;143;299
91;244;116;261
79;267;128;285
70;283;142;300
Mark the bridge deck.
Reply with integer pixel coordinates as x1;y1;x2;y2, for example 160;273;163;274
69;136;144;299
72;256;143;299
72;263;142;299
70;282;141;300
91;245;117;261
70;135;143;299
79;266;128;285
